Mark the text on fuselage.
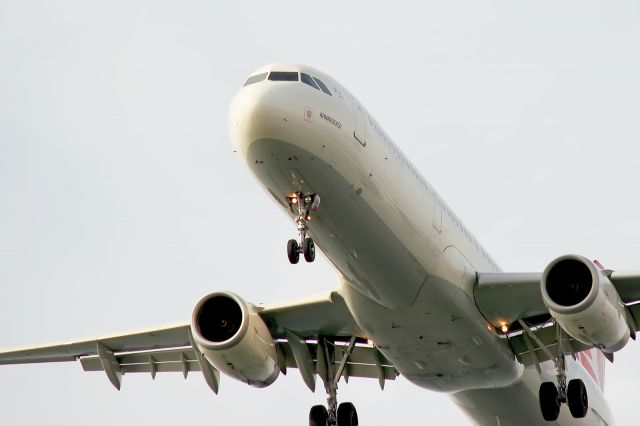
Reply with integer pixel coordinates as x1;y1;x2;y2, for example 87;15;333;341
320;112;342;130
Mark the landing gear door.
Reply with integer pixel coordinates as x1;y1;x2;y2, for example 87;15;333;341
353;101;367;147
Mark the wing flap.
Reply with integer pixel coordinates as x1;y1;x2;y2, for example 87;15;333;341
279;341;393;368
507;325;591;366
77;342;397;380
0;322;190;365
278;339;397;382
80;351;202;374
341;363;397;381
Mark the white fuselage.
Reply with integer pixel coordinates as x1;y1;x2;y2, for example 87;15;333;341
228;64;614;425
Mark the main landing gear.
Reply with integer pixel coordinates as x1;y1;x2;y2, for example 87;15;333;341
309;338;359;426
538;323;589;421
539;379;588;421
286;192;320;264
310;403;358;426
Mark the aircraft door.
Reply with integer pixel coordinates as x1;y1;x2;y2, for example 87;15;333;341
352;101;367;147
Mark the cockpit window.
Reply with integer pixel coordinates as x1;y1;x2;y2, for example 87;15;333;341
313;77;332;96
301;73;320;90
268;71;299;81
243;72;268;86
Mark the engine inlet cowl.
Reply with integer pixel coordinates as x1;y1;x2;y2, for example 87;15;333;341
541;255;630;353
544;257;594;310
194;294;245;345
190;291;279;387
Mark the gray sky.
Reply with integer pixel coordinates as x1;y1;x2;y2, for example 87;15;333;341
1;1;639;424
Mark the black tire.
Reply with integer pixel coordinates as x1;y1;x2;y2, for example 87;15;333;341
309;405;328;426
539;382;560;422
287;239;300;264
567;379;588;418
337;402;358;426
303;238;315;262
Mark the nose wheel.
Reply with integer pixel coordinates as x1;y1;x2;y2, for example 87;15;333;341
287;239;300;264
286;192;320;264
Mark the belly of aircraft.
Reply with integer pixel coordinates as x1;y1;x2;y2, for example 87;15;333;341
247;138;428;310
245;137;525;394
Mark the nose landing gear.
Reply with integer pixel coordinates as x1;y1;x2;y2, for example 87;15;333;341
286;192;320;264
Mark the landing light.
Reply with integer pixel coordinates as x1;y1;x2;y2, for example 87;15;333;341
306;215;312;221
291;197;298;204
499;321;509;333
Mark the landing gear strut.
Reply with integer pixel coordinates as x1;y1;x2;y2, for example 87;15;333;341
286;192;320;264
308;338;359;426
536;322;589;421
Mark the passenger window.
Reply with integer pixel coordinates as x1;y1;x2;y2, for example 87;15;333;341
243;72;268;86
301;73;320;90
268;71;299;81
313;77;332;96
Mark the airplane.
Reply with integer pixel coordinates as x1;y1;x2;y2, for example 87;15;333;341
1;63;639;426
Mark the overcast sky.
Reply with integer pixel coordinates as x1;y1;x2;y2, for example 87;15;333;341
1;1;639;425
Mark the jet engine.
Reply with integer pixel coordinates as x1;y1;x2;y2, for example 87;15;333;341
190;292;279;387
541;254;630;353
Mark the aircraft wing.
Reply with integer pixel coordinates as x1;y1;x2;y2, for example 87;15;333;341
474;270;640;367
258;290;365;339
0;290;396;392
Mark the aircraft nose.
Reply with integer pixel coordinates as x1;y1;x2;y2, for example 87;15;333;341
228;83;291;156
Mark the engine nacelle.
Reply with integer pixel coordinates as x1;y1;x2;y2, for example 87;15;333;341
541;254;630;353
190;292;279;387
